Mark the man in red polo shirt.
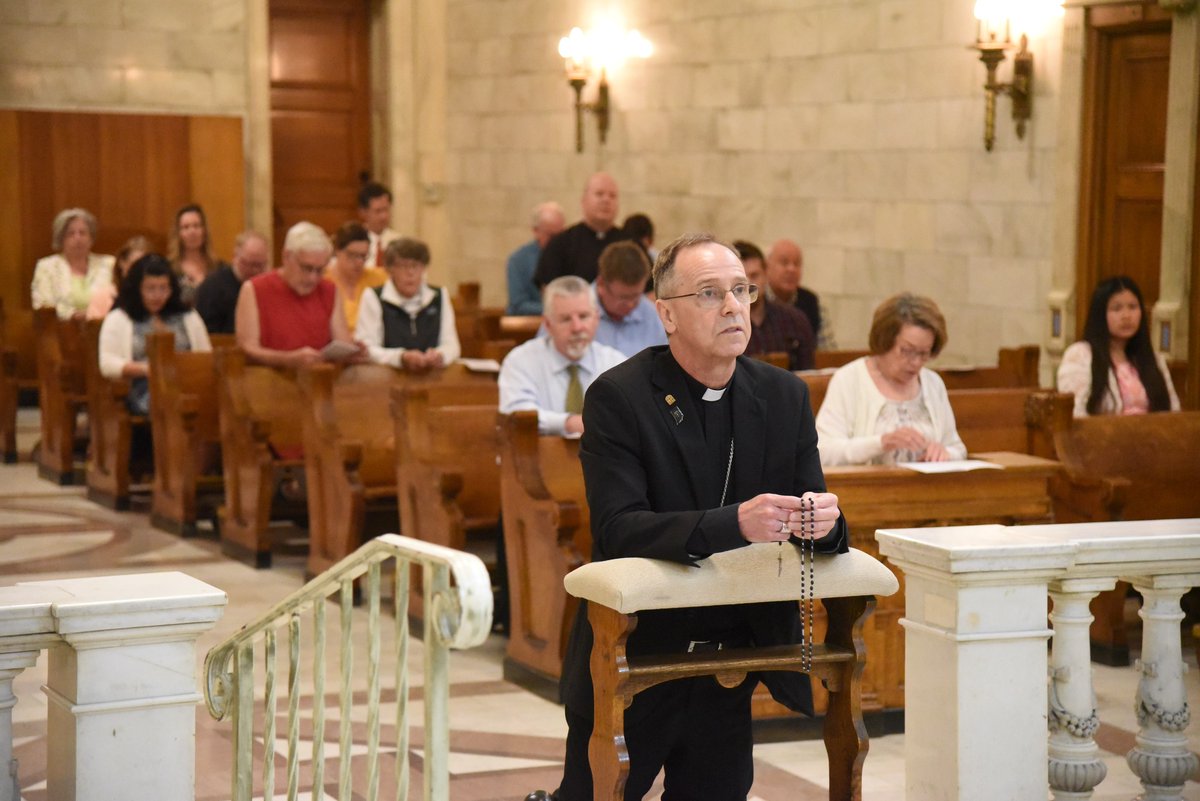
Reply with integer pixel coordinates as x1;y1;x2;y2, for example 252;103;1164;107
235;221;365;368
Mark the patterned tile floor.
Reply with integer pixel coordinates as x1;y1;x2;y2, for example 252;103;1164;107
3;409;1199;799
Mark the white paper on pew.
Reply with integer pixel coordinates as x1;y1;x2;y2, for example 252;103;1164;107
458;357;501;373
896;459;1005;474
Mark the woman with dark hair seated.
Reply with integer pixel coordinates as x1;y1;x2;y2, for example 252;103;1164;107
98;254;211;415
1057;275;1179;417
815;292;966;466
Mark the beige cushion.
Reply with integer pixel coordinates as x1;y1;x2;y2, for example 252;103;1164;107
563;546;898;614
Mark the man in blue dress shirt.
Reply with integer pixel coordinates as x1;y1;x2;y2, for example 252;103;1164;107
593;241;667;358
506;202;565;315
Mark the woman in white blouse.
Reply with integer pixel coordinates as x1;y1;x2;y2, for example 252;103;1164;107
98;254;210;416
815;292;966;466
355;237;461;371
1057;275;1179;417
30;208;115;320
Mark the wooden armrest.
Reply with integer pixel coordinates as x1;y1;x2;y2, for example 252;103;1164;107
1049;473;1129;522
565;546;896;613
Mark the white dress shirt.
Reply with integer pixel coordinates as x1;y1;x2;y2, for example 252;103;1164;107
366;228;400;267
498;336;627;435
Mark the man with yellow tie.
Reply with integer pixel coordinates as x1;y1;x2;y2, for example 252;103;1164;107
498;275;626;436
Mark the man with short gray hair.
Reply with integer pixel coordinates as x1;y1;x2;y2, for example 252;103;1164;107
498;275;625;436
506;201;566;315
235;221;363;368
196;230;269;334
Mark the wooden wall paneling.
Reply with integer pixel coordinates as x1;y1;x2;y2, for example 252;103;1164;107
188;116;247;261
0;111;33;383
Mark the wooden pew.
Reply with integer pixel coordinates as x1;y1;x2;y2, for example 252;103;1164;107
33;308;87;484
498;410;590;683
814;349;870;369
452;281;505;359
0;299;19;463
300;363;403;578
81;318;150;509
146;331;226;535
938;344;1040;389
1026;392;1200;664
392;377;501;609
215;348;309;567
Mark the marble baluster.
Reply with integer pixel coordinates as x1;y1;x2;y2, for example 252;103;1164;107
1047;579;1114;800
1125;573;1200;801
0;651;40;801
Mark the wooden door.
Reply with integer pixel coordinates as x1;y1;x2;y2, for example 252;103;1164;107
269;0;371;254
1075;3;1172;332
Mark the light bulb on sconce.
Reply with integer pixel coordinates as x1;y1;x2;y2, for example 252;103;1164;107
971;0;1045;151
556;24;652;152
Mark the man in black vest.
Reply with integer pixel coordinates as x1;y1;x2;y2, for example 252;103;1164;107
354;237;462;370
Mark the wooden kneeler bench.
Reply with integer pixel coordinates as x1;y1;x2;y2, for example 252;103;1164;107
564;546;899;801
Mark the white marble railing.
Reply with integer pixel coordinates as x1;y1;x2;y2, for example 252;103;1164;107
877;518;1200;801
0;571;226;801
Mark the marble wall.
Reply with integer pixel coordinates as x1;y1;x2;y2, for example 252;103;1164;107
443;0;1066;364
0;0;246;115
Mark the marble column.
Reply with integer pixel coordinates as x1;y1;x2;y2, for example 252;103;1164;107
1047;578;1115;800
20;572;227;801
1124;573;1200;801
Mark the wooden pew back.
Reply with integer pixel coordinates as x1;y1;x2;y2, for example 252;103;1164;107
938;345;1040;390
215;348;309;566
146;331;224;534
34;307;87;483
951;387;1046;455
393;379;501;580
81;318;145;508
499;410;590;681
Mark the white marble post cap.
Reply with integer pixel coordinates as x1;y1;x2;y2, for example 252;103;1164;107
564;546;898;614
876;525;1078;575
0;585;73;640
15;572;227;635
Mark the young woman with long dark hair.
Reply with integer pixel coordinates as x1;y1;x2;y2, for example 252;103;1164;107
1057;275;1179;416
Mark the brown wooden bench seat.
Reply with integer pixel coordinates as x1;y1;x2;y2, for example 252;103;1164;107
34;308;87;484
1026;392;1200;664
81;318;150;509
498;409;590;683
146;331;226;536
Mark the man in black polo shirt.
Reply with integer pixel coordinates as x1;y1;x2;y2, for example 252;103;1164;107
534;172;630;287
194;230;269;334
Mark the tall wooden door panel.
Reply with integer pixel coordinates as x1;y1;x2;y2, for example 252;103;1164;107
1077;7;1171;332
269;0;370;253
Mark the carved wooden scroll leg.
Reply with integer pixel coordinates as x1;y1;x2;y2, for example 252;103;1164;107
823;595;873;801
588;602;637;801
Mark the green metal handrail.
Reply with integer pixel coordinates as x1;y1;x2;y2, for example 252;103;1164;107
203;534;493;801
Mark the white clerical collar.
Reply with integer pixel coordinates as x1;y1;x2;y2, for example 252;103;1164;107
702;386;727;402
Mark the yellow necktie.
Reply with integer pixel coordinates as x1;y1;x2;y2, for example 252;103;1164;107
565;364;583;414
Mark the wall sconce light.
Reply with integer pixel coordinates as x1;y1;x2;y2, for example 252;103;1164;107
557;25;652;152
972;1;1034;151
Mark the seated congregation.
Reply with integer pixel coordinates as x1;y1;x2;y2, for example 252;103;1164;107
15;172;1196;801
